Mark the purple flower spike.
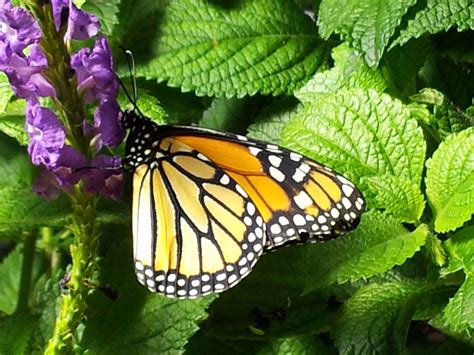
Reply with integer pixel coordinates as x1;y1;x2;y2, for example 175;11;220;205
52;0;100;40
71;36;118;102
94;99;124;149
26;102;66;168
0;0;42;53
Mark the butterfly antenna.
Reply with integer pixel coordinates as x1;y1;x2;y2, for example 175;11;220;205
118;46;144;117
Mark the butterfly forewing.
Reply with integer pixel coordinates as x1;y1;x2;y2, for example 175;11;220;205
132;137;265;298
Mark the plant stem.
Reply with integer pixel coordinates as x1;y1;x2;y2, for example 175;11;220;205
21;1;100;352
45;190;98;354
15;232;36;315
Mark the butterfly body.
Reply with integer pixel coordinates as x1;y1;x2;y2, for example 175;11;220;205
122;110;364;298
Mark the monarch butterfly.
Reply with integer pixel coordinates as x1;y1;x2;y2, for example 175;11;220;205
121;108;365;299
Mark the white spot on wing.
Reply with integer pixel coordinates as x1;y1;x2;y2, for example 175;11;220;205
294;190;313;209
268;155;282;167
269;166;285;182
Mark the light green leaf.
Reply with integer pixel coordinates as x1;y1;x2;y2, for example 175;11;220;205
282;88;426;220
426;128;474;232
0;246;22;314
442;226;474;276
296;43;387;103
334;281;426;355
283;88;425;183
0;100;27;146
0;314;39;355
394;0;474;48
247;97;300;144
0;72;14;113
317;0;417;66
130;0;328;97
303;211;429;293
82;0;121;35
118;90;168;125
433;276;474;339
363;174;425;223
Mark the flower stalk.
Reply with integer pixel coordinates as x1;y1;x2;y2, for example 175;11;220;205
45;190;98;353
1;0;124;352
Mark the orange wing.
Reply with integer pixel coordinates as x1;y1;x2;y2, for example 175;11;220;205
171;131;364;250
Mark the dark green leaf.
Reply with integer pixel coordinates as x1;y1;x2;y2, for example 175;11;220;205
82;240;215;354
334;281;426;355
0;314;40;355
125;0;328;97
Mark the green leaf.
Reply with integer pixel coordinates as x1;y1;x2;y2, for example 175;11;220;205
0;314;39;355
247;97;300;144
0;100;28;146
381;38;430;98
394;0;474;48
442;226;474;276
82;0;121;35
118;90;168;125
410;89;474;140
432;276;474;339
128;0;328;97
296;44;387;103
333;281;426;355
363;175;425;223
0;72;14;113
186;333;336;355
82;240;215;353
281;88;426;220
426;128;474;232
256;336;336;355
0;151;70;234
0;246;22;314
283;88;425;183
317;0;417;66
199;97;263;133
303;211;429;293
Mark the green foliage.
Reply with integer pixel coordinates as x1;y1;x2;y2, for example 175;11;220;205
426;128;474;232
121;0;328;97
333;281;426;354
318;0;417;66
0;0;473;353
394;0;474;47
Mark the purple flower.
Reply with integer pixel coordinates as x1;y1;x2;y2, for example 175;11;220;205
52;146;88;186
71;36;118;102
26;103;66;167
33;167;62;200
0;44;55;99
93;99;124;149
52;0;100;40
0;0;42;53
83;155;123;201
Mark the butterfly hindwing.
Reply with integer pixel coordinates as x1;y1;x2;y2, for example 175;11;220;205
132;137;265;298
